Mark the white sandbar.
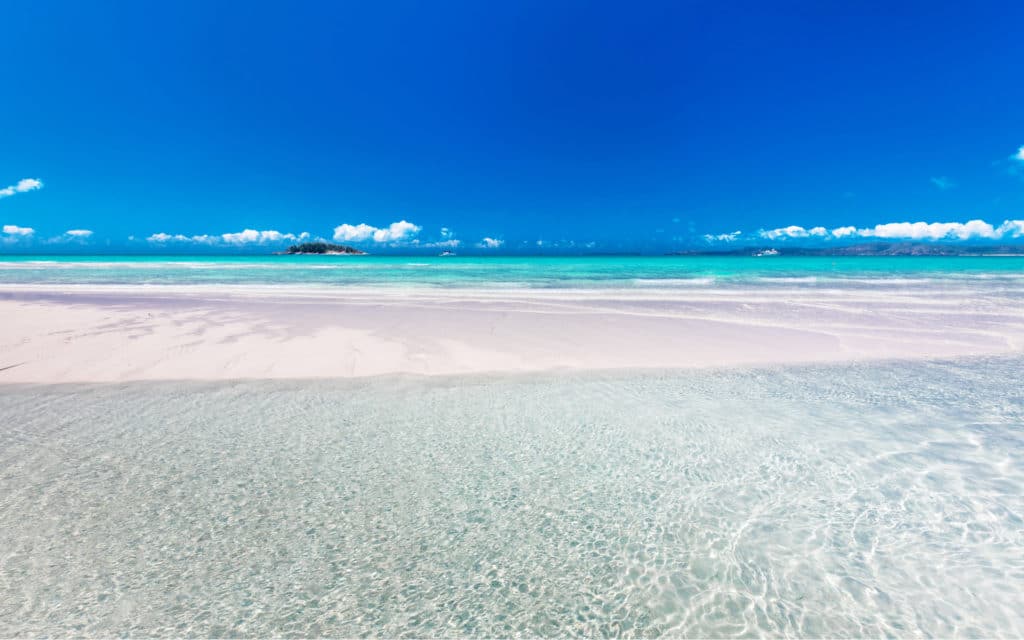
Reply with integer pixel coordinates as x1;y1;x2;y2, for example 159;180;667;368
1;284;1022;382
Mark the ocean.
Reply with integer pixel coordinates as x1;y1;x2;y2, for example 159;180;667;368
1;255;1023;637
3;254;1024;290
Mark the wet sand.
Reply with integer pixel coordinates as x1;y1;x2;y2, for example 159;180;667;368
1;284;1021;382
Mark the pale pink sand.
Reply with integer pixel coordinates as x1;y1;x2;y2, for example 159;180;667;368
1;286;1022;383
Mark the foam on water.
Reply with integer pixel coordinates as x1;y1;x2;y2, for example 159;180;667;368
1;357;1022;637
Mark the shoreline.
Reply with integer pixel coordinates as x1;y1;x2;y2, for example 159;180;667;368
2;285;1022;384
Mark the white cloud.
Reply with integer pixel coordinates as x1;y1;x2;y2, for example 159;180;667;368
420;227;461;249
147;232;217;244
332;223;376;242
761;225;827;239
476;237;504;248
3;224;34;236
831;226;858;238
1005;146;1024;178
333;220;421;243
703;231;741;242
996;220;1024;238
221;229;306;244
861;219;998;241
374;220;420;242
221;229;262;243
0;178;43;200
735;218;1024;243
147;229;307;245
65;229;92;237
760;225;810;239
423;239;462;249
930;176;956;190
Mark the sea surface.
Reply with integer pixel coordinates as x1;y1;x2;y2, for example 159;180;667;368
2;254;1024;291
1;255;1023;637
1;359;1023;637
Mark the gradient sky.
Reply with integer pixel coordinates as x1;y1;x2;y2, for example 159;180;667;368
2;0;1023;253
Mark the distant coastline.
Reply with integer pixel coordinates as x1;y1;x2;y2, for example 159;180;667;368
671;242;1024;257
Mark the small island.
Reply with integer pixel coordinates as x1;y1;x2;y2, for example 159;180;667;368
283;242;366;255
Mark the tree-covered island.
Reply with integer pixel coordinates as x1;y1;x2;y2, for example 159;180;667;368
282;242;366;255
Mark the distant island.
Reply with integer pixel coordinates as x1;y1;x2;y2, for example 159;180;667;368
672;242;1024;257
282;242;366;255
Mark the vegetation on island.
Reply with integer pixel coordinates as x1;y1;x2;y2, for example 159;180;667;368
284;242;366;255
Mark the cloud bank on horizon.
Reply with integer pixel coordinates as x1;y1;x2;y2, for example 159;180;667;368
147;229;311;245
4;216;1024;249
133;221;505;250
4;168;1024;249
703;218;1024;244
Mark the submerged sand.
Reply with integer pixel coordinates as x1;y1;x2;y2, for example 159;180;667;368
1;283;1022;382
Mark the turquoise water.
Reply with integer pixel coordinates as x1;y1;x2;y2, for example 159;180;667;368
3;255;1024;289
3;255;1024;637
1;359;1022;636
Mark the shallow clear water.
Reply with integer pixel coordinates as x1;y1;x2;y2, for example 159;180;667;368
3;255;1024;291
2;358;1022;637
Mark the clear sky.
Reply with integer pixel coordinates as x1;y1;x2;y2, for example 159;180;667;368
2;0;1023;253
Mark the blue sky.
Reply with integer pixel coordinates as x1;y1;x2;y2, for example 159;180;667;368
2;0;1023;253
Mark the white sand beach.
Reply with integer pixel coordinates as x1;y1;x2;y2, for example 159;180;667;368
2;284;1022;383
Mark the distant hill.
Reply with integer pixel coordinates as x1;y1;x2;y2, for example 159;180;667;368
283;242;366;255
672;242;1024;257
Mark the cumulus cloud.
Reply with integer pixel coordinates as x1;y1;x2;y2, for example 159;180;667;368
996;220;1024;237
930;176;956;190
861;220;999;240
332;223;376;242
760;225;812;239
147;232;214;243
1004;146;1024;179
760;225;828;239
65;229;93;237
0;178;43;200
742;219;1024;242
333;220;421;243
147;229;307;245
703;231;741;242
221;229;308;244
476;237;504;248
3;224;35;236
